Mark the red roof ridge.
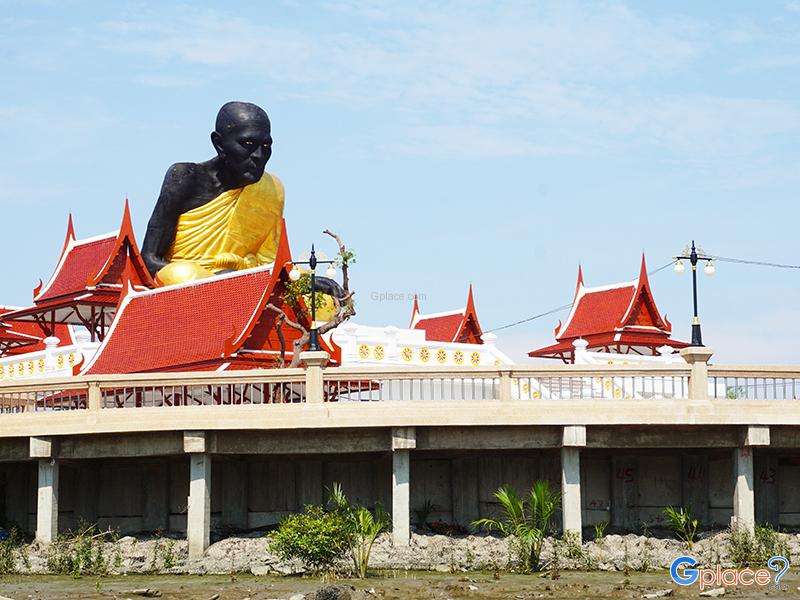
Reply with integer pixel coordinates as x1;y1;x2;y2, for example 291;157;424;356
34;231;119;302
557;275;636;341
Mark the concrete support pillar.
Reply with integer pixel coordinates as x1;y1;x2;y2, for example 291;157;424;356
301;351;329;403
561;426;585;541
187;453;211;558
733;426;770;533
36;459;59;543
732;447;755;533
30;436;59;543
184;431;210;558
679;346;714;400
391;427;415;546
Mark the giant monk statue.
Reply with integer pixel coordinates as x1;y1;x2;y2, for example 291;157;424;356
142;101;286;286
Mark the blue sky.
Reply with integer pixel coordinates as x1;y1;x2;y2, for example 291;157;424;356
1;0;799;363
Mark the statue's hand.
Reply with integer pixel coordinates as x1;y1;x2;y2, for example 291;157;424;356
314;276;346;299
214;252;244;271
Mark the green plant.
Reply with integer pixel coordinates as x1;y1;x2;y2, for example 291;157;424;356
664;506;698;550
413;499;437;532
46;522;119;578
728;523;790;567
270;505;350;572
561;530;585;562
149;536;176;571
594;521;608;561
549;536;561;580
282;274;325;314
473;481;561;573
0;527;28;574
329;483;391;578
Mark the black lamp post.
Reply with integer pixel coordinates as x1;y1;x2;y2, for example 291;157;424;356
289;245;336;352
673;241;715;347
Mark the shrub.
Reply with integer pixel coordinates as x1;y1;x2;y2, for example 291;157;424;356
664;506;698;550
0;527;28;574
46;522;119;578
473;480;560;573
270;505;350;572
728;524;790;567
330;483;391;578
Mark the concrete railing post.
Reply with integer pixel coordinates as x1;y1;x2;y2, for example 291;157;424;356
391;427;415;546
680;346;714;400
184;431;210;559
31;436;58;543
733;426;770;533
498;368;512;401
301;351;329;404
87;381;102;411
561;426;585;541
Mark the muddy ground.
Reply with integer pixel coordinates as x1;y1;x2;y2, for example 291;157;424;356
1;571;799;600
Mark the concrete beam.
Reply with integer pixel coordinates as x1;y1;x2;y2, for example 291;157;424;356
0;438;31;462
36;458;59;543
561;447;582;540
30;436;56;458
214;429;389;455
588;426;740;448
187;453;211;558
562;425;586;447
58;432;183;459
743;425;770;447
392;449;410;546
392;427;416;450
184;431;208;454
732;447;755;533
416;426;561;450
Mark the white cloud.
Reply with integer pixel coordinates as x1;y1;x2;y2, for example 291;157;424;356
95;2;800;162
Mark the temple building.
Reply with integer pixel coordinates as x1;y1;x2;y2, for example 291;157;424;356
0;209;506;379
331;286;512;367
528;256;689;364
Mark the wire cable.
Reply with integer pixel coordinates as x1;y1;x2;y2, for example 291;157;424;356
711;255;800;270
484;261;674;334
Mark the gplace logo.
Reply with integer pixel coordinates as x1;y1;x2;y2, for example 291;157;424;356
670;555;790;590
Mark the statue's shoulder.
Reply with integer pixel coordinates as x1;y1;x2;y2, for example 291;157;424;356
163;161;205;185
261;172;285;203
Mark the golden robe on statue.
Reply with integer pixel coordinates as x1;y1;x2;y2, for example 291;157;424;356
155;173;284;286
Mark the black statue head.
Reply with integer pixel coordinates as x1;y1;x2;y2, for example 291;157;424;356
211;101;272;186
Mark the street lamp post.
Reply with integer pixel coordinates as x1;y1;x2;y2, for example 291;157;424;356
289;245;337;352
673;240;715;347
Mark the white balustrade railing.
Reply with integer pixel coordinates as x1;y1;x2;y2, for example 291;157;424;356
2;364;800;415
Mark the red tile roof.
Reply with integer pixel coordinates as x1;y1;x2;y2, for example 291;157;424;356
529;256;688;361
83;267;274;374
413;313;465;342
410;285;484;344
0;307;74;354
558;284;636;339
36;235;118;302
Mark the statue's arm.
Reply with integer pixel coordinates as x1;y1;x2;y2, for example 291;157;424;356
141;163;194;277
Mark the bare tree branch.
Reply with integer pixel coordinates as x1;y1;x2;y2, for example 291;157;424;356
324;229;350;293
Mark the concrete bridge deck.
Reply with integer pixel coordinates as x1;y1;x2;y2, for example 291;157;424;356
0;350;799;558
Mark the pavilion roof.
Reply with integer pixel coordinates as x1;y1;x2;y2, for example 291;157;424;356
82;220;338;374
0;306;74;355
4;202;154;337
528;256;689;361
410;285;484;344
